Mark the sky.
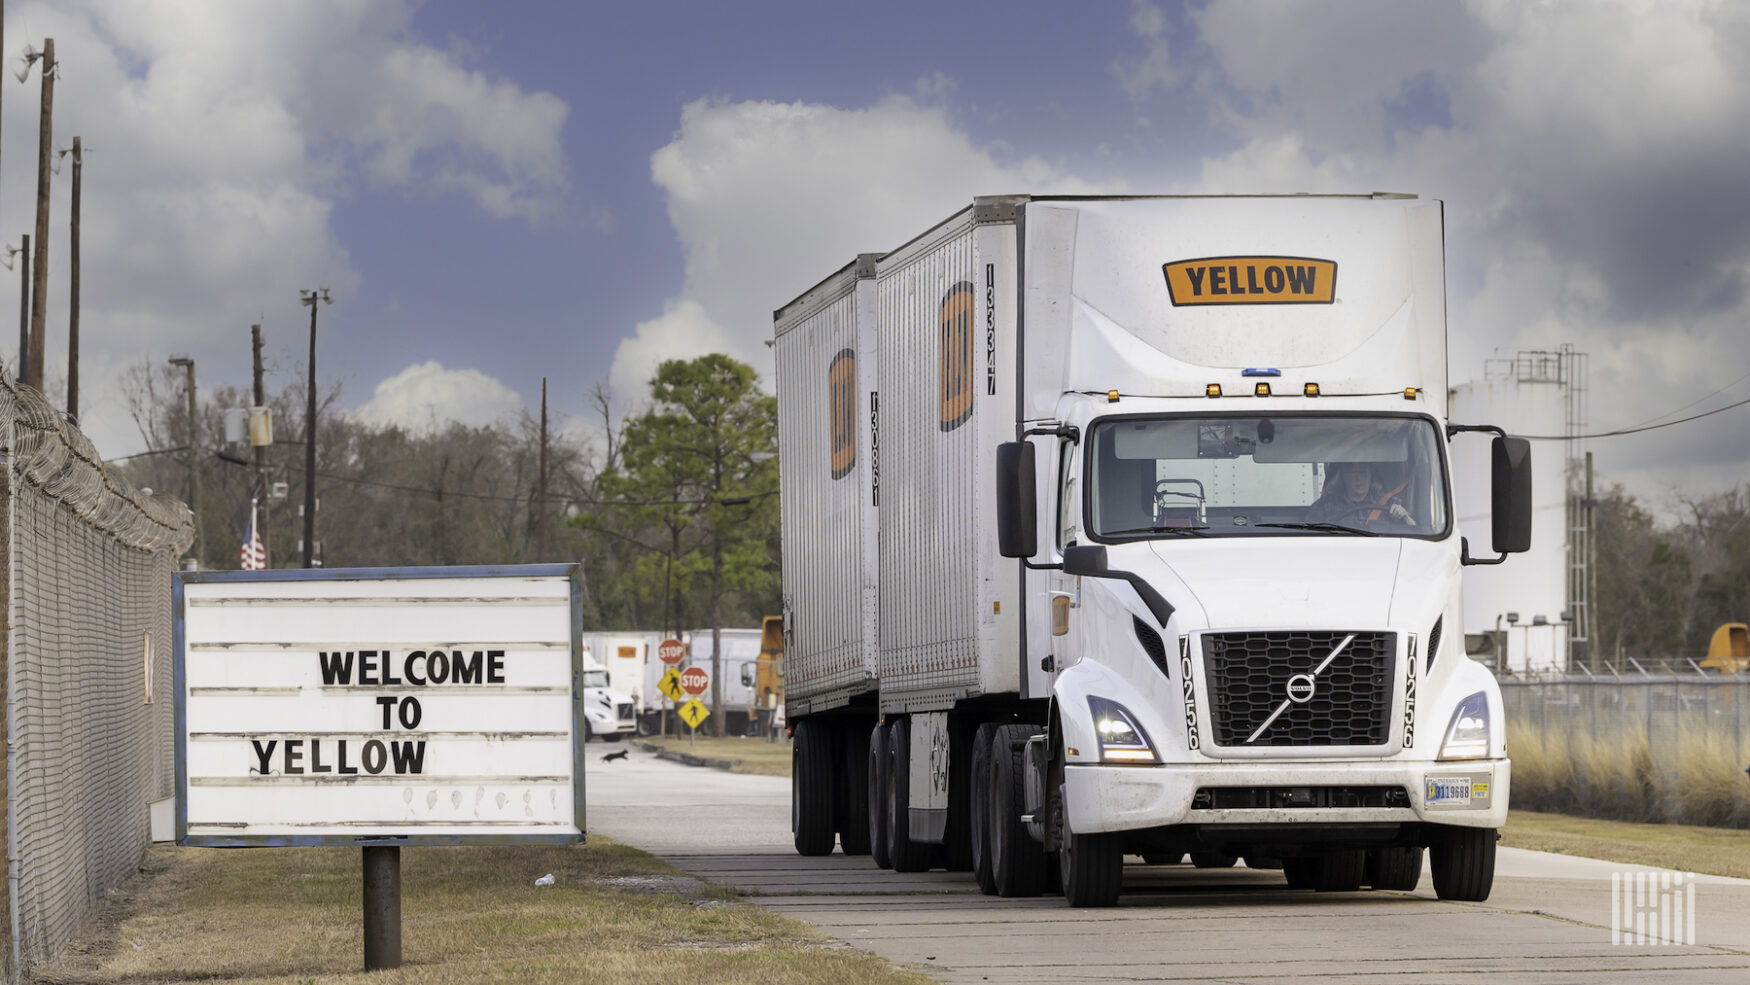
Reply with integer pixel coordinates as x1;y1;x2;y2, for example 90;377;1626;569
2;0;1747;518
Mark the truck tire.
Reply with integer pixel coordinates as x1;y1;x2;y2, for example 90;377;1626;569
1366;846;1423;891
990;724;1046;897
838;723;871;855
1310;850;1366;892
968;723;1000;895
1057;786;1122;907
1190;851;1238;868
868;722;891;869
886;717;932;872
792;719;835;856
1431;826;1496;901
1282;857;1314;889
943;721;974;872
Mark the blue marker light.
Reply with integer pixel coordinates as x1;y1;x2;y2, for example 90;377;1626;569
1241;368;1282;378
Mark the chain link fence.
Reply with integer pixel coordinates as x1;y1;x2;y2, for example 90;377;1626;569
1;378;193;978
1502;676;1750;828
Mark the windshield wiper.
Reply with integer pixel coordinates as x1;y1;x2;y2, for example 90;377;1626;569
1101;526;1211;538
1251;522;1379;537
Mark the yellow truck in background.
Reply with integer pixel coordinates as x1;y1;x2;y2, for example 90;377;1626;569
739;616;786;733
1701;623;1749;673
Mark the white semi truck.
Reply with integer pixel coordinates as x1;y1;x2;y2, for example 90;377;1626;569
581;653;638;742
774;194;1531;907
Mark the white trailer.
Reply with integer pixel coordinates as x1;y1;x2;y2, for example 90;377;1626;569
775;195;1532;905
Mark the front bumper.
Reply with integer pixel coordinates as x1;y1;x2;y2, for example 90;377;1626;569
1063;758;1509;833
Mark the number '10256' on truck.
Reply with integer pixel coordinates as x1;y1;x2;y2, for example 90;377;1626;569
773;194;1530;907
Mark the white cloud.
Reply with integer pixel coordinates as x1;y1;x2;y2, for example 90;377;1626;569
0;0;567;457
1113;0;1178;114
613;95;1100;397
353;361;524;431
1170;0;1750;498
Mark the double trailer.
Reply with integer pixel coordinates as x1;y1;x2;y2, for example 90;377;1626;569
775;195;1533;906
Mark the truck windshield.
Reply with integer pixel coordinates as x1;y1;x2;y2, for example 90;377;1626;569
583;670;610;688
1085;414;1449;540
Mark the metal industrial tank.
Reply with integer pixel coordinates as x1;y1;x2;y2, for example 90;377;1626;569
1450;360;1571;674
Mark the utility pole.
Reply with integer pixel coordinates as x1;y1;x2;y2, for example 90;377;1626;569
14;235;27;384
66;137;82;420
26;39;54;389
169;355;200;562
538;377;549;558
252;323;270;567
299;289;332;568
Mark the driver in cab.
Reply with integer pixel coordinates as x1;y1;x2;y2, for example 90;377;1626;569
1311;461;1416;528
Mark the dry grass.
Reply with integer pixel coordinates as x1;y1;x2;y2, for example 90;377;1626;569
643;735;794;777
1507;720;1750;827
1502;809;1750;880
29;837;928;985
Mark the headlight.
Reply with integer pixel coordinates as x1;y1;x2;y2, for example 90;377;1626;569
1438;691;1491;761
1089;696;1157;764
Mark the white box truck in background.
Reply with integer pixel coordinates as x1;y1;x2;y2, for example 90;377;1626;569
774;195;1532;906
581;652;637;741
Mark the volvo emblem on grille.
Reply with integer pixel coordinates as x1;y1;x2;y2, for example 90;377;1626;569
1285;673;1316;703
1245;633;1356;744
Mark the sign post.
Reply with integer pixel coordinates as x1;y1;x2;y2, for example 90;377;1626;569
174;564;585;973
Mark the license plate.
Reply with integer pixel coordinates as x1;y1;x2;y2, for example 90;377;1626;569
1426;776;1472;806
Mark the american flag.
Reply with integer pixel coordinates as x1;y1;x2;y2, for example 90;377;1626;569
239;500;266;570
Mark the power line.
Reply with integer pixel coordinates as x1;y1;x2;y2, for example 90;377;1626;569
1518;394;1750;440
1620;368;1750;431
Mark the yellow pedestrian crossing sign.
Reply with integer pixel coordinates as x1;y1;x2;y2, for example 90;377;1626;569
677;698;710;730
658;667;686;703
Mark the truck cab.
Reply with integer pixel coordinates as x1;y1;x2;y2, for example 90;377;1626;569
581;654;637;742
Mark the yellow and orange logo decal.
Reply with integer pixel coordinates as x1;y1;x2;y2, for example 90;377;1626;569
939;281;975;430
828;348;856;479
1162;256;1337;306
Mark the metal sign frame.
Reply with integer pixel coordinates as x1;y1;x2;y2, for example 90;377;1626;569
173;563;586;848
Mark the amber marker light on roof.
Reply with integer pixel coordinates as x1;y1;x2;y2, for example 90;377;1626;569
1206;384;1222;397
1254;382;1271;397
1107;389;1120;403
1404;387;1419;400
1304;383;1321;397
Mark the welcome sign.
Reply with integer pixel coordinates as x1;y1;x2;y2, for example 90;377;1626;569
174;564;585;846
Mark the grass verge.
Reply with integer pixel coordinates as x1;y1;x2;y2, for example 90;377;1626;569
641;735;793;777
1502;809;1750;880
29;837;928;985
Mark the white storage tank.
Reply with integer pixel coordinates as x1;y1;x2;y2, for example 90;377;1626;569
1450;361;1570;673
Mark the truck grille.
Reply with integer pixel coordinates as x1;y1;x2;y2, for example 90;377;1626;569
616;702;635;722
1203;631;1395;746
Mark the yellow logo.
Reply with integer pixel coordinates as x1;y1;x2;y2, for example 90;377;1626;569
1162;256;1337;306
939;281;975;431
829;348;856;479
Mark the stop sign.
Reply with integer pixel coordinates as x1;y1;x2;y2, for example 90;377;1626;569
679;667;709;696
658;638;687;665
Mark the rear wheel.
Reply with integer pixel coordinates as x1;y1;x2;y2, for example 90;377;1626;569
1430;826;1496;901
969;723;1001;895
886;717;932;872
868;722;891;869
1056;784;1122;907
1310;850;1366;892
1282;857;1314;889
1366;846;1423;891
791;719;835;856
838;723;871;855
989;724;1046;897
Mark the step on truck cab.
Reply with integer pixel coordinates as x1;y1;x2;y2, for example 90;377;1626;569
774;195;1531;906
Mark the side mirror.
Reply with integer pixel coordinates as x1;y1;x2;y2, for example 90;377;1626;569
1062;544;1109;577
740;665;754;686
996;441;1037;558
1491;436;1532;554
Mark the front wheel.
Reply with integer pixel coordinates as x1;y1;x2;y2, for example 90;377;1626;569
1431;826;1496;901
1056;786;1122;907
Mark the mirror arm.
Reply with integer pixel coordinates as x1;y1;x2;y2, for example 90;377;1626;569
1023;423;1080;441
1460;536;1508;566
1446;423;1506;441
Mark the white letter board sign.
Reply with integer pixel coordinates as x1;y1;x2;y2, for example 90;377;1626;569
174;564;585;846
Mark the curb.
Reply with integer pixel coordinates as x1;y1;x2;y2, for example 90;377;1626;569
634;740;739;772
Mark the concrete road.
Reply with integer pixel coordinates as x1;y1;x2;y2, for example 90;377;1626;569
585;745;1750;984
